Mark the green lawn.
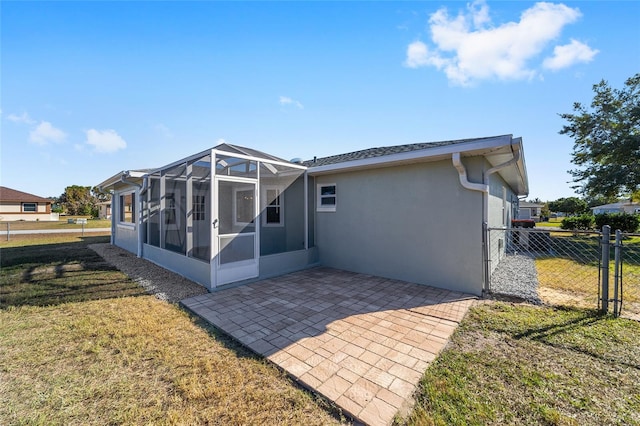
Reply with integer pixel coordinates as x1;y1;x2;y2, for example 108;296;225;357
0;235;345;425
402;303;640;425
3;236;639;425
1;217;111;230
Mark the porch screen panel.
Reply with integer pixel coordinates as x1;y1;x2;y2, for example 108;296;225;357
163;163;187;255
217;180;256;265
259;163;305;256
189;154;211;261
147;174;160;247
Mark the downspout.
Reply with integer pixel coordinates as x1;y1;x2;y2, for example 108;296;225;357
120;172;148;258
452;144;521;293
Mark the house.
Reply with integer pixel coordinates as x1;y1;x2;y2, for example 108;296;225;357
591;201;640;215
98;134;528;296
518;201;545;221
0;186;58;221
97;201;112;219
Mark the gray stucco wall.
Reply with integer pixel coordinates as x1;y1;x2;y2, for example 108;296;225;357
314;158;485;296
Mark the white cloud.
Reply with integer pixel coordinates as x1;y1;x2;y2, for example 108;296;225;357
85;129;127;153
405;1;596;86
29;121;67;145
543;39;599;70
7;112;36;124
279;96;304;109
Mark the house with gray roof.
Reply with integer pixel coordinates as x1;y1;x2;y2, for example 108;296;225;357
98;134;528;296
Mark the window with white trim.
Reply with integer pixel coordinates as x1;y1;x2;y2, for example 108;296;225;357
262;186;284;226
119;192;135;224
22;203;37;212
193;195;206;221
317;184;337;212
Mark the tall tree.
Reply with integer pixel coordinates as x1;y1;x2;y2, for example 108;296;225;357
548;197;588;215
60;185;96;216
560;73;640;199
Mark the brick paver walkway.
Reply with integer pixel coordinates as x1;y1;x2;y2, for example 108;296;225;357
181;267;477;425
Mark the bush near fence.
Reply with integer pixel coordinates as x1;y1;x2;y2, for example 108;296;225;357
560;212;639;233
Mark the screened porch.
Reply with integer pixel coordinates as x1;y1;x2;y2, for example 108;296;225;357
139;144;313;289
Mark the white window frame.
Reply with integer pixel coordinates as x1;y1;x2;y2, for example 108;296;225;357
192;194;206;221
118;191;136;228
317;183;337;212
232;186;256;227
261;185;285;227
22;202;37;212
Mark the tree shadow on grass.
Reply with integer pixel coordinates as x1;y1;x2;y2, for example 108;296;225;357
510;306;640;371
1;236;147;309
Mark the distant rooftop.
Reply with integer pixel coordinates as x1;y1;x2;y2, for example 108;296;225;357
0;186;51;203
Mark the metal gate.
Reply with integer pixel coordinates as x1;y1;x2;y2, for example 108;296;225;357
485;224;640;320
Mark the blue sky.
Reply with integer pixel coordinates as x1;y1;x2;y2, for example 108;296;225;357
2;1;638;201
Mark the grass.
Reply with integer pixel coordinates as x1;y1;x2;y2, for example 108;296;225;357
0;217;111;230
402;302;640;425
0;235;345;425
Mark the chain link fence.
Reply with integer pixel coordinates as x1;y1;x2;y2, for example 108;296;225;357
485;226;640;321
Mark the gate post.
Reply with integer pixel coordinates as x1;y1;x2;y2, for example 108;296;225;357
601;225;610;313
482;222;490;294
613;229;622;317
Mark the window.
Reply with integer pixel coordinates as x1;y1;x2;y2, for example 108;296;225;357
262;186;284;226
317;184;337;212
234;188;255;226
22;203;37;212
119;192;135;224
165;193;177;225
193;195;206;221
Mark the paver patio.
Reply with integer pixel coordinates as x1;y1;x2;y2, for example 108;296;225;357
181;267;477;425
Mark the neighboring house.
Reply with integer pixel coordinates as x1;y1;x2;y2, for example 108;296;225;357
518;201;545;221
98;134;528;296
0;186;58;221
97;201;112;219
591;202;640;215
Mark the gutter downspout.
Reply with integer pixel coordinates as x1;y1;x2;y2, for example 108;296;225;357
120;172;148;258
452;145;521;294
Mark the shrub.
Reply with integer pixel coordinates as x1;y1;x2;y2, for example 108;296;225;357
594;213;640;233
560;214;595;230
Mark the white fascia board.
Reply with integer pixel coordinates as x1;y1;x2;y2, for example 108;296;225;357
307;135;513;176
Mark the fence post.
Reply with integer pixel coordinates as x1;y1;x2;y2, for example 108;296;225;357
601;225;610;313
482;222;490;294
613;229;622;317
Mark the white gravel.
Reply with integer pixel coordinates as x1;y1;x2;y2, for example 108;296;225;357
89;243;209;303
489;253;542;304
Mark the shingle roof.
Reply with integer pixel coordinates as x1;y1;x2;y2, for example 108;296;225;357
303;136;505;167
0;186;51;203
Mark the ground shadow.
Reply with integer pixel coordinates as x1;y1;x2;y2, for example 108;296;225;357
1;236;147;309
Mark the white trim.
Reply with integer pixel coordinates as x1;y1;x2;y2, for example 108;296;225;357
232;186;257;228
117;190;137;227
317;183;337;212
261;184;285;227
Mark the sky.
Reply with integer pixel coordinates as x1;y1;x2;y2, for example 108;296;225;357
2;1;639;201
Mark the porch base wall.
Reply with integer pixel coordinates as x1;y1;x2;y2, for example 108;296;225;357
258;247;319;280
143;244;211;288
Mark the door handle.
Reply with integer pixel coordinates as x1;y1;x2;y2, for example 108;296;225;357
212;219;218;228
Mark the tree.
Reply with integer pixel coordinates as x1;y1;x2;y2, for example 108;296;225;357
560;73;640;199
548;197;587;215
59;185;96;216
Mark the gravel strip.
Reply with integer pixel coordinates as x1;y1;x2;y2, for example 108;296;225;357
89;243;209;303
489;253;542;304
